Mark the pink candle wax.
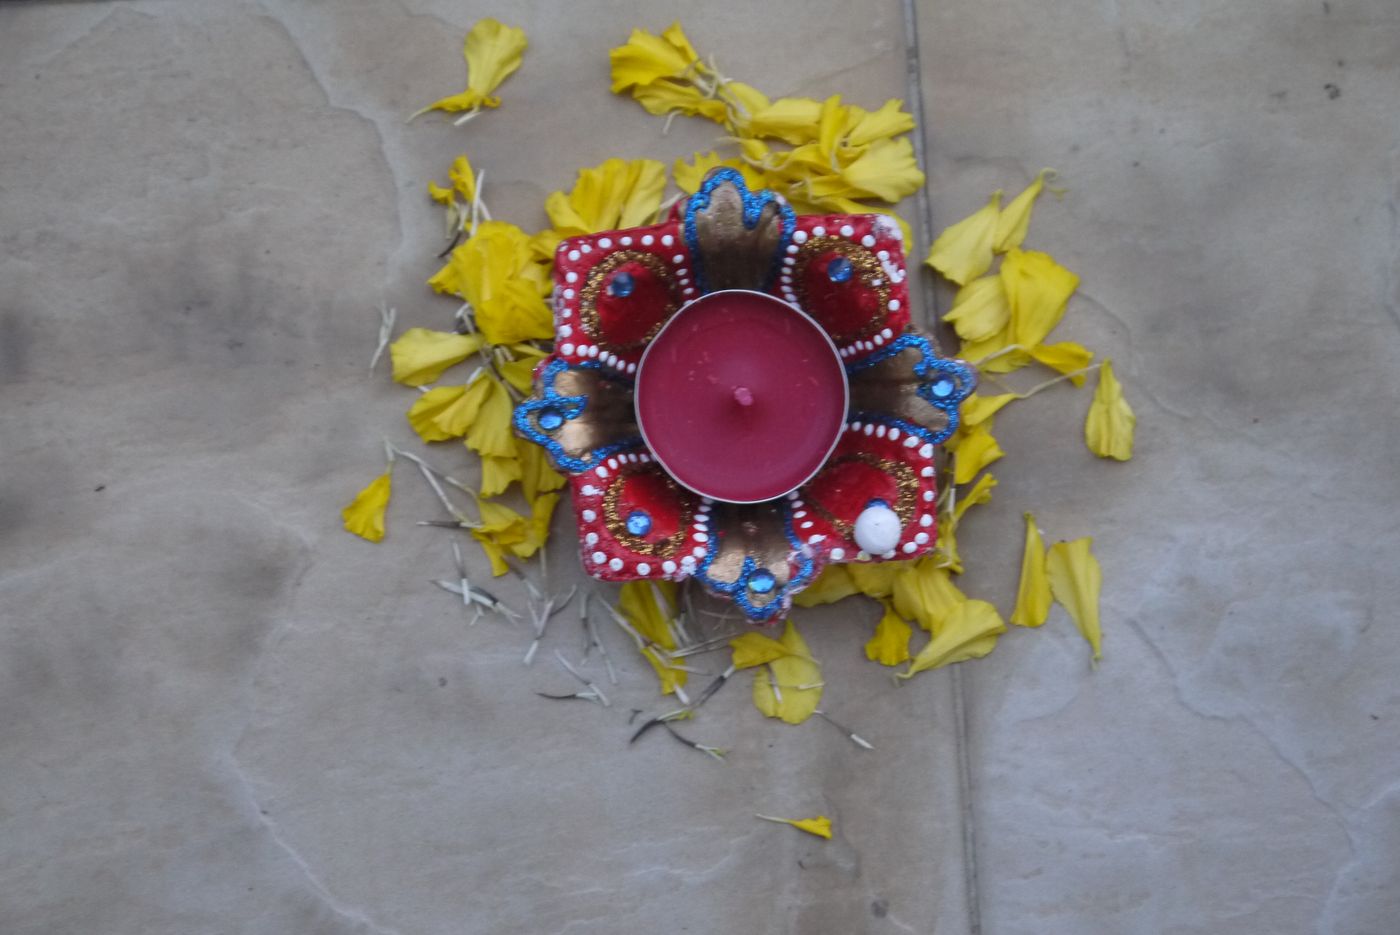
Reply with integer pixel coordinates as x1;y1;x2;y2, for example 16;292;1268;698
635;290;848;503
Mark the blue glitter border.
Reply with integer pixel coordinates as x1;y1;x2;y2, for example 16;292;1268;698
845;333;977;445
689;500;816;623
682;168;796;295
513;358;643;474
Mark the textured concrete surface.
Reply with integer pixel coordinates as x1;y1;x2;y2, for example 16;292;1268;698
1;2;1397;934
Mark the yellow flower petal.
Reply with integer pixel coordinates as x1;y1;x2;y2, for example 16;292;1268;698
944;275;1010;343
431;221;553;346
926;191;1002;286
448;154;478;204
934;514;962;574
730;631;802;669
900;600;1006;678
792;564;860;607
1085;359;1136;461
992;169;1053;253
891;558;967;632
545;158;667;237
620;580;679;649
756;814;833;840
516;436;564;501
427;180;454;206
341;471;392;543
743;96;824;145
959;392;1016;427
406;383;470;442
419;19;527;114
953;472;998;524
630;82;729;123
865;604;913;666
389;328;484;386
463;376;515;458
673;151;765;195
512;492;558;561
479;454;522;498
1031;341;1095;384
498;347;544;395
844;99;917;148
1001;248;1079;348
1010;513;1051;627
608;23;702;93
948;421;1004;485
847;560;904;599
834;136;925;203
752;620;822;724
1046;537;1103;661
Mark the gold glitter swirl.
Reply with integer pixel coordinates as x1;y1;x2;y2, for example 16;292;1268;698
601;464;695;558
790;236;890;343
578;250;680;351
806;452;919;537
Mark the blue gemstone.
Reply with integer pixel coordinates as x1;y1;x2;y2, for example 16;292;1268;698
931;374;957;399
826;256;853;283
625;510;653;536
538;406;565;430
749;569;777;594
608;271;635;297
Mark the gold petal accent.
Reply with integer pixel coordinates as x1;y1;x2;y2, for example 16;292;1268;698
539;367;637;467
848;343;953;437
691;175;786;291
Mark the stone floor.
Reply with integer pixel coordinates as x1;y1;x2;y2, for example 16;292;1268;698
2;2;1398;933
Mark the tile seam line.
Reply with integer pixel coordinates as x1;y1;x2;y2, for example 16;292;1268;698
898;2;983;934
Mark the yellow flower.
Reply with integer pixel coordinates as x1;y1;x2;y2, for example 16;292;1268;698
846;560;904;599
341;471;392;543
415;19;527;116
832;136;924;203
752;620;822;724
620;581;688;696
403;370;499;443
609;23;703;93
427;181;454;206
479;454;522;498
673;151;765;194
935;513;962;574
891;558;966;632
1046;537;1103;661
742;96;824;144
497;344;546;395
865;603;912;666
1085;359;1136;461
926;191;1002;285
389;328;484;386
944;275;1010;343
429;221;553;346
632;82;729;123
1010;513;1051;627
462;375;515;458
516;437;564;501
993;169;1053;253
947;420;1004;485
470;494;557;576
730;631;804;669
755;814;833;840
792;564;860;607
1032;341;1095;383
953;472;998;524
1002;247;1080;348
545;158;667;237
959;392;1016;427
900;600;1006;678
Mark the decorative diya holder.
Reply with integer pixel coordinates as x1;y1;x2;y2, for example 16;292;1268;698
514;169;975;622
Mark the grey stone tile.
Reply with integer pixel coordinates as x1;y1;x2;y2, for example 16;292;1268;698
913;1;1400;932
0;2;970;933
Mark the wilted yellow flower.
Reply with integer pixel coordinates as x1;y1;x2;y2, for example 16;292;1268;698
479;454;522;498
620;580;679;648
414;19;527;117
1085;359;1136;461
390;328;484;386
993;169;1053;253
1046;537;1103;661
496;345;546;395
891;558;966;632
944;275;1010;343
926;191;1002;285
1010;513;1051;627
545;158;667;237
846;560;904;599
609;22;704;93
1032;341;1095;383
429;221;552;346
752;620;822;724
673;151;765;194
342;471;392;543
471;493;557;576
865;604;912;666
792;564;860;607
756;814;833;840
462;375;515;458
953;472;998;524
1002;247;1080;349
516;436;564;501
730;630;804;669
900;600;1006;678
959;392;1016;427
947;420;1004;485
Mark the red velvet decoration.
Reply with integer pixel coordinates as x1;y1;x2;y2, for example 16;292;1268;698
569;453;704;581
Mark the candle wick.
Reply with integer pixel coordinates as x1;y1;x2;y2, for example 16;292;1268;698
733;386;755;407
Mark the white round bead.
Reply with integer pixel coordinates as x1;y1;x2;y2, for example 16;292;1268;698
853;503;902;555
